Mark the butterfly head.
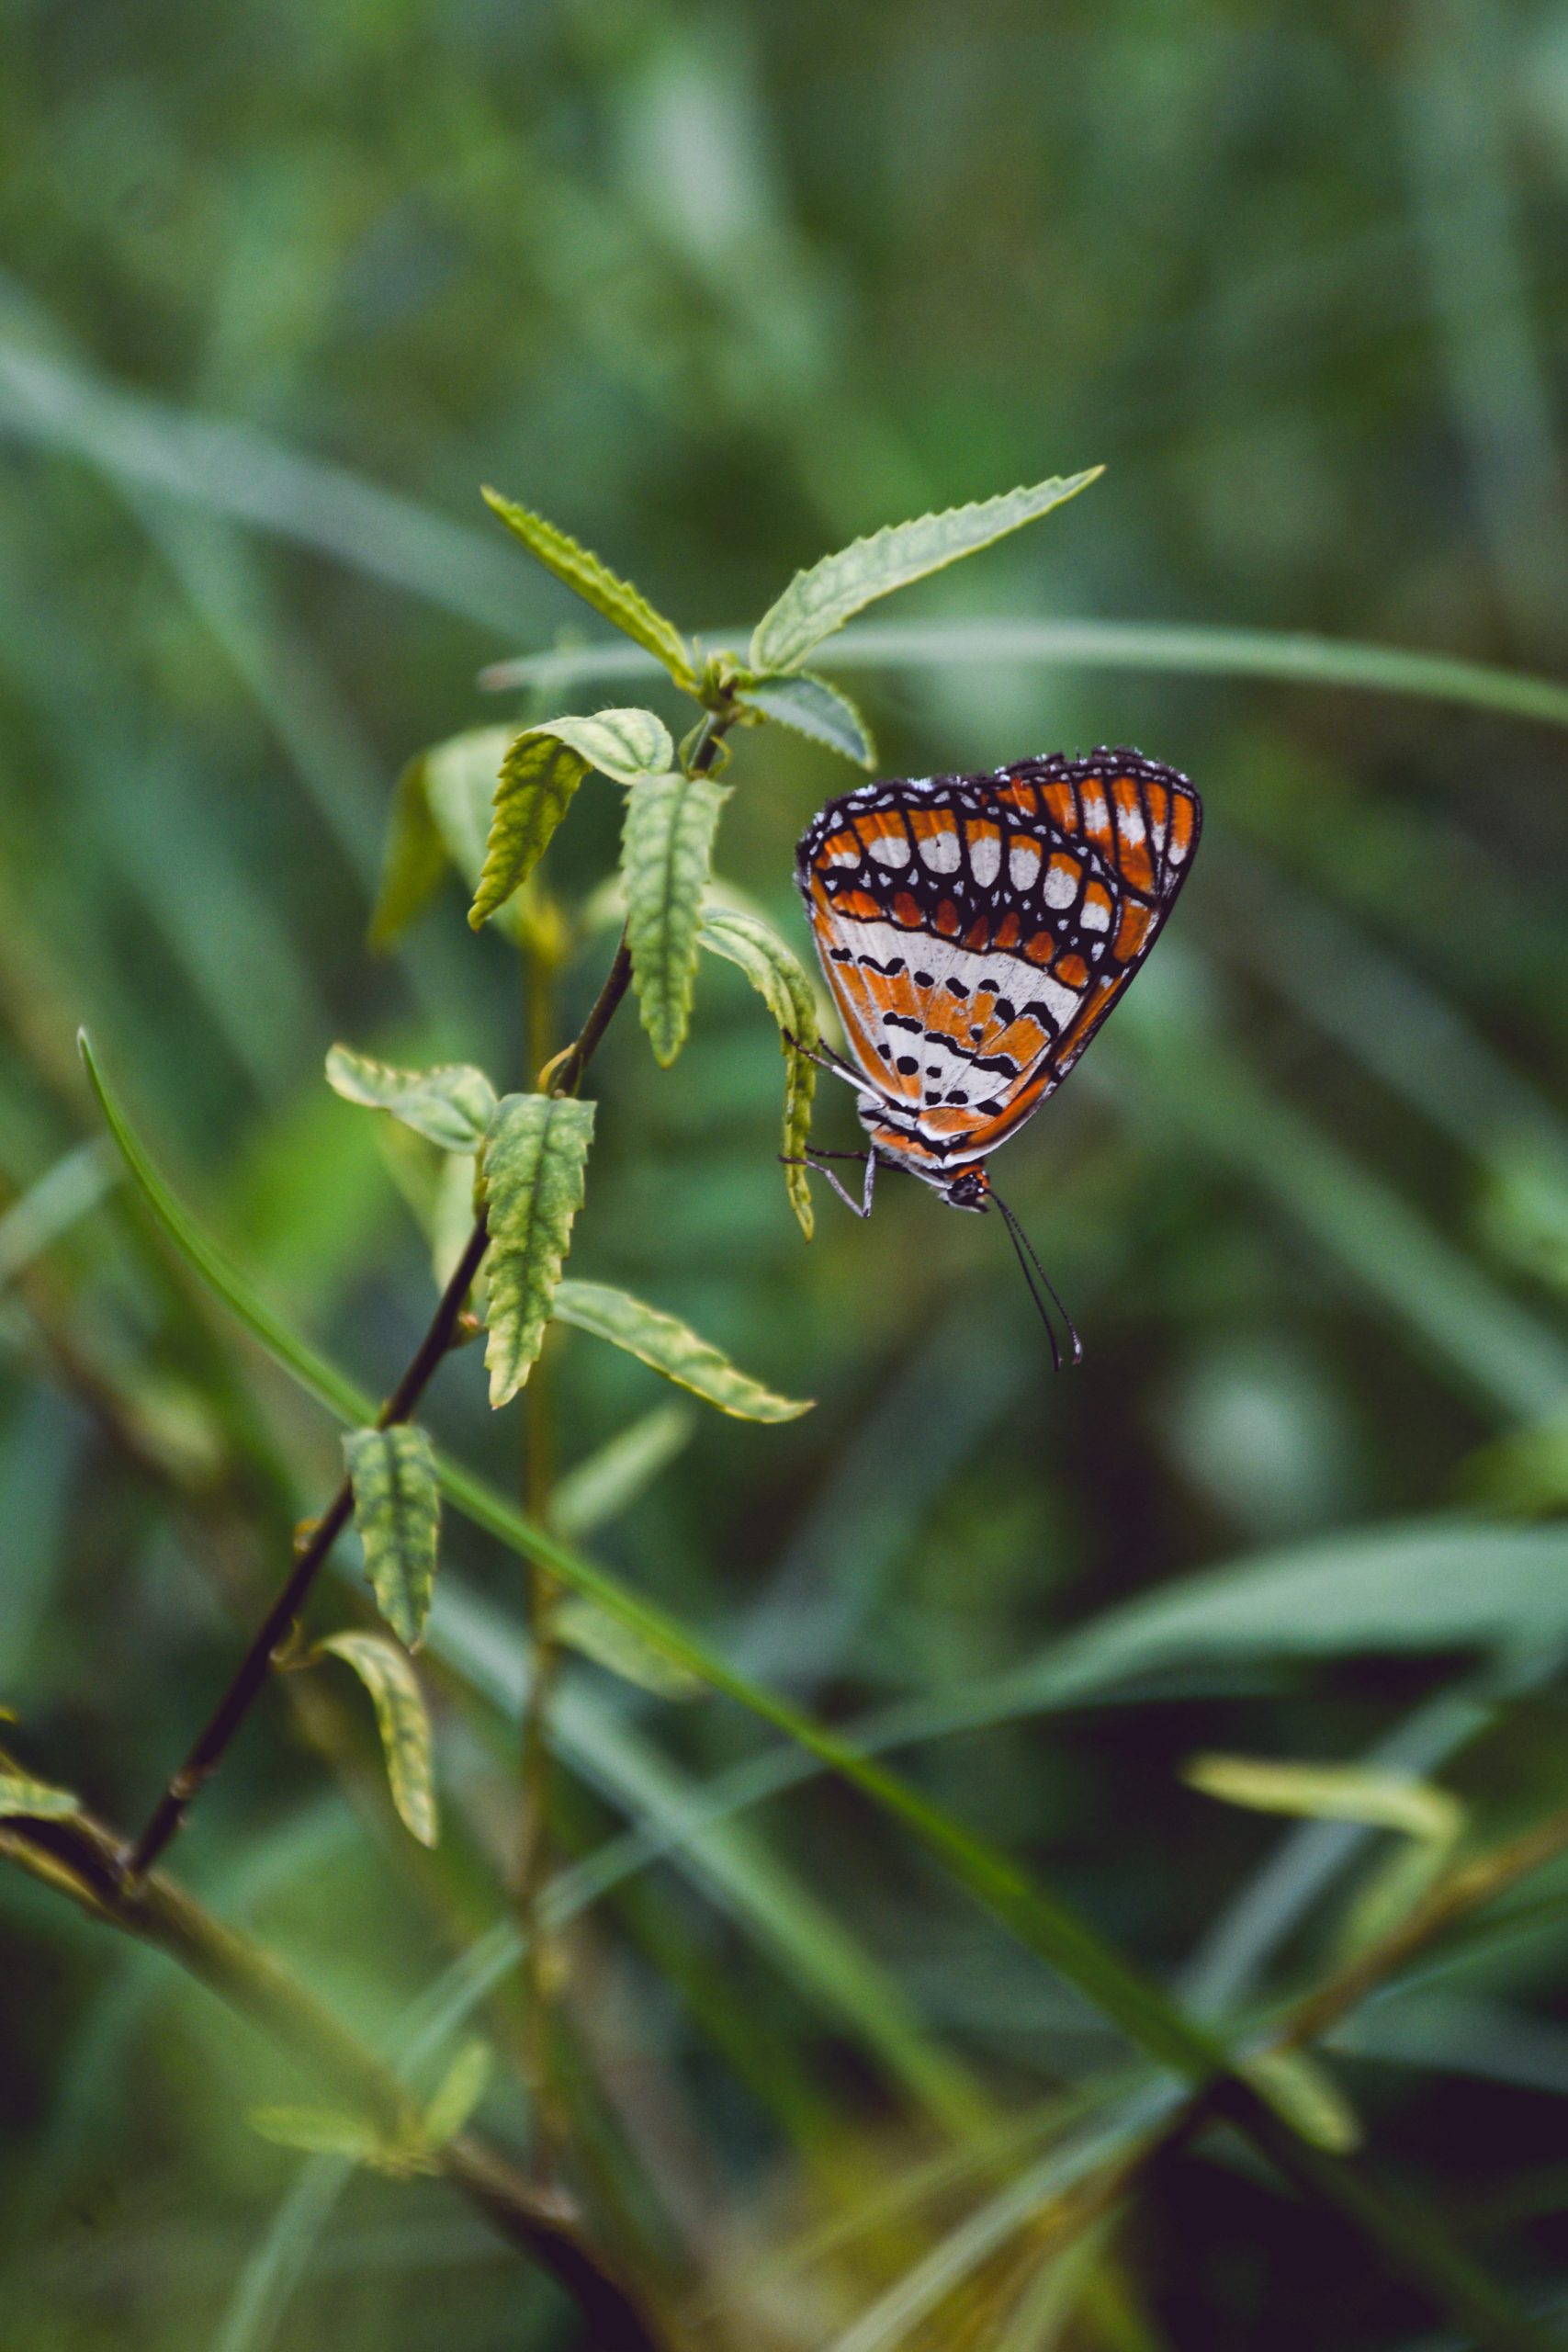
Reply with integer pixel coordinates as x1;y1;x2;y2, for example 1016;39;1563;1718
942;1165;990;1214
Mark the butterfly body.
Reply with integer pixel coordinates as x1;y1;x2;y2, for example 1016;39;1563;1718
795;749;1201;1208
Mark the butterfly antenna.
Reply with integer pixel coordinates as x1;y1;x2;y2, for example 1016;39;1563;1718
990;1186;1084;1371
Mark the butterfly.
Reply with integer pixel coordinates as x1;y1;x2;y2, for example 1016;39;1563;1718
792;748;1202;1365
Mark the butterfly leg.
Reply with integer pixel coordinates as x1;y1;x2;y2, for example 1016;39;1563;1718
781;1029;901;1107
779;1147;879;1219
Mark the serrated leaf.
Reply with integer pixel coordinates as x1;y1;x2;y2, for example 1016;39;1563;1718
749;469;1104;674
739;671;876;768
622;770;728;1066
369;752;448;950
552;1403;696;1539
318;1632;438;1847
422;2040;493;2148
1184;1755;1464;1846
0;1770;77;1820
557;1595;703;1699
553;1279;811;1422
699;906;819;1238
1241;2048;1361;2154
344;1426;442;1650
481;487;695;687
469;708;674;928
479;1093;595;1408
249;2106;386;2164
326;1045;497;1154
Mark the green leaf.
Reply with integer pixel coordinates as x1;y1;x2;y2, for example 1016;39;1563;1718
369;752;448;950
480;486;695;687
1240;2049;1361;2155
1184;1756;1465;1847
622;769;729;1066
421;2040;493;2148
318;1631;439;1847
420;726;514;887
343;1426;442;1651
738;671;876;767
0;1769;78;1821
325;1045;497;1154
555;1594;704;1699
699;905;819;1238
552;1278;811;1423
468;707;674;928
479;1093;594;1408
552;1403;696;1539
748;469;1103;674
248;2107;386;2165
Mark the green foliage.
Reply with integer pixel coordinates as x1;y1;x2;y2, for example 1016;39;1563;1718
698;904;819;1238
737;672;877;767
555;1596;703;1699
343;1425;442;1651
325;1046;497;1154
0;1769;78;1821
419;2040;493;2149
468;707;674;928
622;769;729;1066
551;1403;695;1538
552;1279;811;1422
248;2107;388;2166
480;487;695;688
1185;1755;1465;1847
1241;2050;1361;2155
369;726;514;948
316;1632;439;1848
479;1093;594;1407
747;469;1103;674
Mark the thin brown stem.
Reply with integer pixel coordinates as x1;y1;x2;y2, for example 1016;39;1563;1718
125;1214;493;1881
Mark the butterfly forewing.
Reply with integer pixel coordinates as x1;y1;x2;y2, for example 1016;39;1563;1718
796;749;1201;1171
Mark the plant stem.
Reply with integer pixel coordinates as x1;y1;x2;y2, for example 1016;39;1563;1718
124;1214;492;1881
0;1804;671;2351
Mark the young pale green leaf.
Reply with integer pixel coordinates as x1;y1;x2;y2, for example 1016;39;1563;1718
249;2107;387;2165
479;1093;595;1408
1184;1755;1464;1847
0;1769;78;1821
468;708;674;929
749;469;1103;674
325;1045;497;1154
318;1631;439;1847
420;726;514;886
699;906;818;1238
552;1402;696;1539
344;1425;442;1651
481;486;695;687
623;770;729;1066
369;752;448;950
1240;2049;1361;2155
739;671;877;768
553;1278;811;1423
421;2040;494;2148
431;1150;483;1293
556;1595;703;1699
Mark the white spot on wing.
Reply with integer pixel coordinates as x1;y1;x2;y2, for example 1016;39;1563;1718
868;831;910;866
1009;840;1041;890
1118;805;1145;844
1043;861;1078;909
1080;793;1109;830
969;831;1001;887
919;828;960;875
821;840;859;866
1082;896;1111;932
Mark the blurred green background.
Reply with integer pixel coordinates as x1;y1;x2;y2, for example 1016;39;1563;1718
6;2;1568;2346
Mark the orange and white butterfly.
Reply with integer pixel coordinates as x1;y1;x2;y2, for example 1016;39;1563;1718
793;749;1202;1364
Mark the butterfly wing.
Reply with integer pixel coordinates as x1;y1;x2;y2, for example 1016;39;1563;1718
795;749;1201;1165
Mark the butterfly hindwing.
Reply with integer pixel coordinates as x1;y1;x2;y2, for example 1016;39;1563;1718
796;749;1201;1170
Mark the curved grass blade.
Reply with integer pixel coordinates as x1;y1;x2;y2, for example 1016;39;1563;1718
699;904;819;1238
749;472;1103;674
480;486;695;687
622;769;728;1066
479;1093;594;1406
325;1046;496;1154
552;1278;811;1422
316;1631;438;1847
343;1425;442;1651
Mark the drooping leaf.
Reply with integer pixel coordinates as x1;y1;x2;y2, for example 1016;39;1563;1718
1183;1756;1465;1847
1241;2049;1361;2154
325;1045;497;1154
469;707;674;928
738;671;876;767
481;486;695;687
622;770;729;1066
749;469;1104;674
343;1426;442;1650
479;1093;594;1408
421;2040;493;2148
699;905;819;1238
552;1279;811;1422
369;751;448;950
556;1595;704;1699
317;1631;439;1847
552;1403;696;1538
248;2107;387;2165
0;1769;78;1821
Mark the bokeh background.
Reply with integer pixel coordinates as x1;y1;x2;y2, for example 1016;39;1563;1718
6;3;1568;2346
